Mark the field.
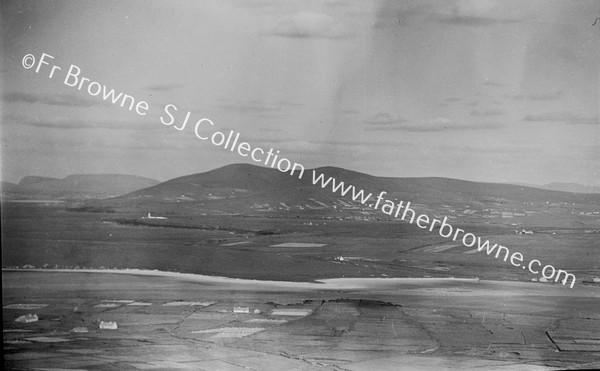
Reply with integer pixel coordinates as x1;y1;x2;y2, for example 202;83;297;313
2;202;599;284
3;200;600;369
4;271;600;370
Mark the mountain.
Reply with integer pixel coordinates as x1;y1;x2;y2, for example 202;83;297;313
1;181;22;193
96;163;600;219
18;176;60;187
542;182;600;194
7;174;161;200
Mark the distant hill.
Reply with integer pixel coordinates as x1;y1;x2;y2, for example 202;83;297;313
1;181;22;193
512;182;600;194
18;176;60;187
6;174;160;200
96;163;600;217
542;182;600;194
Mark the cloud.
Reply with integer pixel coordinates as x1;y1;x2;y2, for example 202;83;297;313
364;112;407;126
4;114;159;131
528;90;563;101
338;108;359;115
470;108;505;116
220;100;279;116
439;15;501;26
366;117;503;132
483;79;502;86
2;92;97;107
437;0;519;26
444;97;462;102
372;2;427;29
219;99;301;117
145;83;183;92
269;12;351;39
523;111;598;125
267;139;374;161
257;127;282;133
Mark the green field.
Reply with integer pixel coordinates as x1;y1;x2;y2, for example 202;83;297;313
3;201;599;285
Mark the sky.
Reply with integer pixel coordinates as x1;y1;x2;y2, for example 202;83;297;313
1;0;599;186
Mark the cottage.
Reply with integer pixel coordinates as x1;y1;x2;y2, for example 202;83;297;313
99;321;118;330
15;313;38;323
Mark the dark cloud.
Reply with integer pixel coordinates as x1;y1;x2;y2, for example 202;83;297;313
2;92;97;107
364;112;407;126
439;15;518;27
523;111;598;125
471;109;505;117
145;83;183;92
4;114;159;131
220;100;279;115
436;0;520;27
366;117;503;132
219;99;301;117
258;127;282;133
483;80;503;86
338;108;359;115
275;100;304;109
528;90;563;101
269;12;352;39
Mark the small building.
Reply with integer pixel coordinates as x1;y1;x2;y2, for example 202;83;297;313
271;308;312;316
15;313;38;323
145;212;167;220
99;321;118;330
233;307;250;314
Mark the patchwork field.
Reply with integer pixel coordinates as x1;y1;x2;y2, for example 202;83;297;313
3;271;600;370
3;198;600;369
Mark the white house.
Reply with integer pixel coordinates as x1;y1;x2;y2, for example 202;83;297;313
15;313;38;323
99;321;118;330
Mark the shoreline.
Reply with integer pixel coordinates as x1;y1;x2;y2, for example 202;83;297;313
2;267;478;288
3;268;598;297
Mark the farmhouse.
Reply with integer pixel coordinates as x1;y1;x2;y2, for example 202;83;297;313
15;313;38;323
99;321;118;330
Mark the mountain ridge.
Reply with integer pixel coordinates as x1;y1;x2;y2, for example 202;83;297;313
94;163;600;219
4;174;160;200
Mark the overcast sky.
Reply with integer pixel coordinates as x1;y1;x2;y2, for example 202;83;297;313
1;0;599;186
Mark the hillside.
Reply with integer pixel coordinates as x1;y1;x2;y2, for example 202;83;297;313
542;182;600;194
1;181;22;193
18;176;60;187
94;163;600;225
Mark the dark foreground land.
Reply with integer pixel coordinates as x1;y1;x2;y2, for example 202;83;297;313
2;202;599;283
3;271;600;370
2;200;600;369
